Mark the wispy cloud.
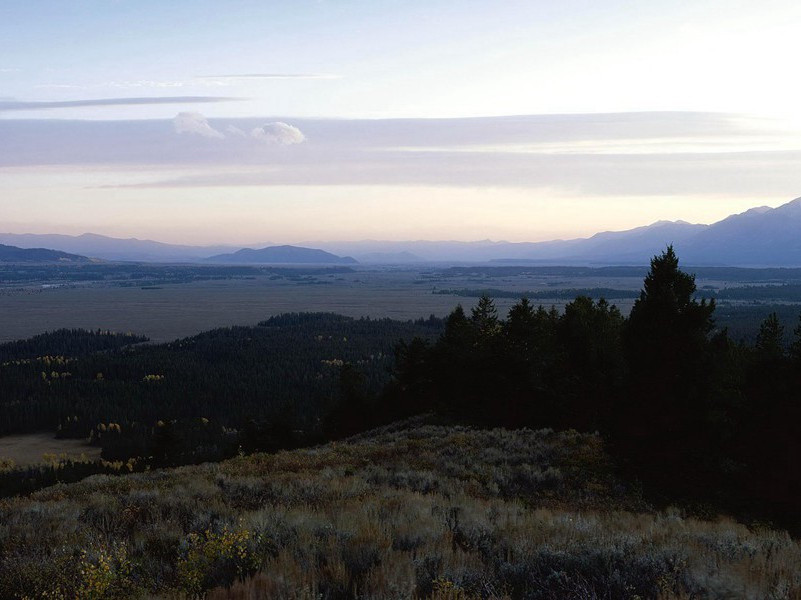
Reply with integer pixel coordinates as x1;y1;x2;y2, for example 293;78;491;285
35;74;338;91
197;73;340;80
0;97;241;111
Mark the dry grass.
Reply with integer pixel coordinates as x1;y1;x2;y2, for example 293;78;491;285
0;433;101;468
1;421;800;599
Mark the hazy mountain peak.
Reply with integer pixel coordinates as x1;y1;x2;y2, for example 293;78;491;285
650;219;690;227
744;206;773;215
206;245;358;265
775;197;801;212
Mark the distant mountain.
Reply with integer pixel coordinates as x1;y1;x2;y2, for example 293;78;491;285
315;199;801;266
0;232;239;263
0;243;90;263
354;251;424;264
206;245;358;265
507;220;708;264
678;199;801;266
509;197;801;266
5;197;801;266
312;240;542;263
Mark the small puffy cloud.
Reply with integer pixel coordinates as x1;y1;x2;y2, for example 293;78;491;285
173;112;224;139
250;122;306;145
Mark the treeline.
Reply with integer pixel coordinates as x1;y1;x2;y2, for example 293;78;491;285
434;264;801;282
0;313;443;487
378;248;801;529
708;283;801;301
0;263;355;285
0;329;148;363
434;287;640;300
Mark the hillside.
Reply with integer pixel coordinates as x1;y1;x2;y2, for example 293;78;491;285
207;244;358;265
1;421;798;598
0;243;90;263
0;232;236;263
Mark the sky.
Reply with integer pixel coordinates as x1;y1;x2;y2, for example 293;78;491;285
1;0;801;244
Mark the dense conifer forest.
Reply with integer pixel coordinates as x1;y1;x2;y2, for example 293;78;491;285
2;248;801;529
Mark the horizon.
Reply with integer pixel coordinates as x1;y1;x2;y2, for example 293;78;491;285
1;195;797;249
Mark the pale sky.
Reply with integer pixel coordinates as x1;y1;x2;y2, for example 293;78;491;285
1;0;801;244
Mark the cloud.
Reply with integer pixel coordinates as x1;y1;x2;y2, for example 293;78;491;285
0;96;240;111
5;113;800;200
173;112;224;139
225;125;247;137
198;73;339;80
250;122;306;145
173;117;305;144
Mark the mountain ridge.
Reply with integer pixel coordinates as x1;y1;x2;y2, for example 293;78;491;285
2;197;800;266
0;243;91;264
206;245;358;265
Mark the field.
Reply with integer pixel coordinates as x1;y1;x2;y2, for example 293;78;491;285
0;268;633;343
0;433;101;468
2;263;800;343
1;420;799;599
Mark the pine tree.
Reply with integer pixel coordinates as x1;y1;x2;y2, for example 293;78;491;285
621;246;717;473
755;312;785;360
471;295;500;338
790;313;801;363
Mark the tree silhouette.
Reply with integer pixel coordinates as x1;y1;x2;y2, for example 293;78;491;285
755;312;785;361
789;315;801;363
621;246;716;487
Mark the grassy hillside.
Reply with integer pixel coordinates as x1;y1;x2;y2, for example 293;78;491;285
1;421;799;599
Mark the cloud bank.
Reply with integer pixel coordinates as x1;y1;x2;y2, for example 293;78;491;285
2;112;799;200
171;114;306;145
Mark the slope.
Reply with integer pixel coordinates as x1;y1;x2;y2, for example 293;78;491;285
0;421;797;598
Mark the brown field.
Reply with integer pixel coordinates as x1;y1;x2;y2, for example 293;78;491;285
0;270;640;343
0;433;101;468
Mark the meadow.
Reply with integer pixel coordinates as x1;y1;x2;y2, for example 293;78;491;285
0;433;101;468
2;420;799;599
2;263;799;343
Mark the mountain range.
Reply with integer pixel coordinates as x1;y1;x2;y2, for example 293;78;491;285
2;197;800;266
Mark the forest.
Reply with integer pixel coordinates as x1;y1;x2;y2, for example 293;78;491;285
2;247;801;531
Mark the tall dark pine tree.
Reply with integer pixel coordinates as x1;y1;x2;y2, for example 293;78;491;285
622;246;716;487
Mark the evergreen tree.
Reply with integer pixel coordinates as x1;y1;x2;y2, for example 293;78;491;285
790;313;801;363
471;295;500;338
755;312;785;360
621;246;717;487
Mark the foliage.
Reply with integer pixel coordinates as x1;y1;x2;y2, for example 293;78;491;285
2;423;800;598
0;313;443;485
392;247;801;529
